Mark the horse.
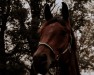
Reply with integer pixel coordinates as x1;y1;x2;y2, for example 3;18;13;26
31;2;80;75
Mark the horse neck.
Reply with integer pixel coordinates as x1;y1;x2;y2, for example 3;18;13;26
70;30;77;52
70;30;81;75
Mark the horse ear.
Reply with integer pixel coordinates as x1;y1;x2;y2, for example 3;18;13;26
62;2;69;21
44;4;53;21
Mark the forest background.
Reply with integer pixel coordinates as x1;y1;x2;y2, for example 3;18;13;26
0;0;94;75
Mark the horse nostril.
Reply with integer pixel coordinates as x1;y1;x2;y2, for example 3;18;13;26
33;54;47;63
40;54;47;62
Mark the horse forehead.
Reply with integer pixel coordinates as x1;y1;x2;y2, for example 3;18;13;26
47;22;64;31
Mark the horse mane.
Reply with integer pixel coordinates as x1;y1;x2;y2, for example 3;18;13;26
70;30;80;75
71;29;77;52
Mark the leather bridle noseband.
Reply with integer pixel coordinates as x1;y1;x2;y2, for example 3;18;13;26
38;41;71;75
38;41;71;61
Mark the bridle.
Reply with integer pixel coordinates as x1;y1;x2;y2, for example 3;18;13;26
38;42;71;61
38;40;71;75
38;30;72;61
38;20;72;61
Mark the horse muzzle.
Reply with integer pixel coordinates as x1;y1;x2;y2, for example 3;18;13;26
33;54;48;74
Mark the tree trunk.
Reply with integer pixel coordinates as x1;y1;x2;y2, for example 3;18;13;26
0;0;10;74
29;0;41;75
29;0;41;54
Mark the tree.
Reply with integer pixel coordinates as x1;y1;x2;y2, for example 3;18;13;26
67;0;94;71
0;0;30;74
0;0;93;75
2;0;56;75
0;0;11;74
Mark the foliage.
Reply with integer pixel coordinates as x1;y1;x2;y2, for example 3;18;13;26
0;0;94;75
1;0;56;75
67;0;94;71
